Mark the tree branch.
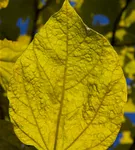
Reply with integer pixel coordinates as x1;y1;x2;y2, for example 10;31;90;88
31;0;52;42
111;0;132;46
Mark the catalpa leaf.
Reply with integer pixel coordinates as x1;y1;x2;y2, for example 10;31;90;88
0;0;9;8
0;39;27;91
7;0;127;150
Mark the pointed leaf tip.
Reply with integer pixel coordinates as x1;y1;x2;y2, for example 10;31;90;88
62;0;72;8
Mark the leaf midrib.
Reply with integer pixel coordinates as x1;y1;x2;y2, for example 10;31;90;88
54;2;69;150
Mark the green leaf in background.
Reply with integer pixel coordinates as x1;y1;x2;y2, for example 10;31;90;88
0;39;27;91
0;0;9;9
7;0;127;150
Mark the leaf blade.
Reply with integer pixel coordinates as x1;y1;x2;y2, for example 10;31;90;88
8;0;127;150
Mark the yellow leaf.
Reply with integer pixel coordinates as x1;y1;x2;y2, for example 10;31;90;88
7;0;127;150
0;39;27;91
115;46;134;67
124;98;135;112
0;0;9;8
120;10;135;27
115;29;127;42
125;60;135;78
17;35;31;45
120;131;133;144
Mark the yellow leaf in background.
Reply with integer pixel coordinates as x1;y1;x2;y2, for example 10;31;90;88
125;60;135;78
120;131;133;144
17;35;31;45
124;99;135;112
115;29;127;42
115;46;134;67
120;10;135;27
0;0;9;8
0;39;27;91
7;0;127;150
105;29;126;43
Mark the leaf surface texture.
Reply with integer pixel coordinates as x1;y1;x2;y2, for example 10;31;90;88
8;0;127;150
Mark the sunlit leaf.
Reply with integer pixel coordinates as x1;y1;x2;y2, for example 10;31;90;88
0;0;9;8
124;99;135;113
125;60;135;78
17;35;31;45
0;39;27;91
120;0;135;28
120;131;133;144
115;29;127;42
120;10;135;27
8;0;127;150
114;46;134;68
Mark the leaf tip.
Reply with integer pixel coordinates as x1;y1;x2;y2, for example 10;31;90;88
63;0;71;7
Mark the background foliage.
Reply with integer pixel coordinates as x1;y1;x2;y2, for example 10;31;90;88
0;0;135;149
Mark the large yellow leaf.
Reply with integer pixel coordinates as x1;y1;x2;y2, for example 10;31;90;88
7;0;127;150
0;39;27;90
0;0;9;8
